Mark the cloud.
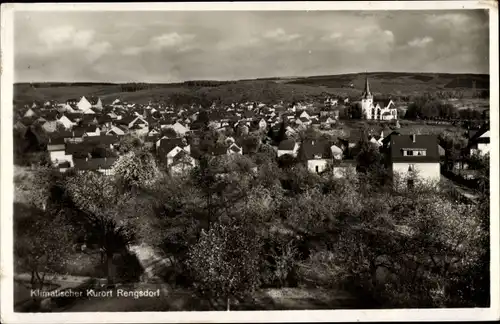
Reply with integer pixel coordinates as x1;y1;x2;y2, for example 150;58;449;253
39;26;96;49
122;32;196;55
87;41;112;61
14;11;489;82
425;13;471;26
321;32;343;41
322;25;394;54
262;28;301;42
408;36;434;48
36;25;111;61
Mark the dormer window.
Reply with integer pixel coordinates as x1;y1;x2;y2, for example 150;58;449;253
402;149;427;156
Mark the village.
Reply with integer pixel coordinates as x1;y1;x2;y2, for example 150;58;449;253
14;76;490;194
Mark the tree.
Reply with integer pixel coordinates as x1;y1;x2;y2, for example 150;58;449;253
240;134;261;155
253;143;277;165
277;154;298;169
117;134;143;155
274;120;287;144
55;122;67;132
355;139;383;174
113;149;160;191
15;211;74;307
65;172;136;284
161;127;179;138
187;221;262;310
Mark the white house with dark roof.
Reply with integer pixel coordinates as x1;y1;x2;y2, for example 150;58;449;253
388;133;440;188
301;139;332;174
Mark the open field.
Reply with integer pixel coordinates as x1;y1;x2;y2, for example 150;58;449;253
14;72;489;107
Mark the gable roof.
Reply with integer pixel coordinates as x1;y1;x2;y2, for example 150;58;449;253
301;139;332;160
389;134;440;163
468;124;490;144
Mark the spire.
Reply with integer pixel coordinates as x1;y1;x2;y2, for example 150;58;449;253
362;72;372;99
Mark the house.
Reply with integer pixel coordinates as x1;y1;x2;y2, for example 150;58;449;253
165;121;189;136
296;117;311;126
66;98;78;106
73;157;118;176
44;120;63;133
128;116;149;129
106;125;126;136
277;139;299;158
83;135;120;148
82;125;101;137
319;116;335;129
467;124;490;156
368;134;383;147
157;138;190;165
387;134;441;188
285;126;297;137
83;108;96;115
300;139;332;174
227;143;243;155
61;104;77;113
330;144;343;160
298;111;311;120
23;108;37;118
91;97;103;111
77;96;92;112
258;118;267;130
47;137;74;168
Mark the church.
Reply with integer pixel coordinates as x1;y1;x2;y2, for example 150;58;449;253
360;75;398;120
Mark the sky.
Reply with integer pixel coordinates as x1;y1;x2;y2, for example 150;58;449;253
14;10;490;83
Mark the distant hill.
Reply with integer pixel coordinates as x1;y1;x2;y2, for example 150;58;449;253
14;72;489;107
286;72;489;93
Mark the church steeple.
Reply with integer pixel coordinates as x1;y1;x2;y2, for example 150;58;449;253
362;72;372;99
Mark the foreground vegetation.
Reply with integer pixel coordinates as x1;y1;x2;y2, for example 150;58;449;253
14;127;490;311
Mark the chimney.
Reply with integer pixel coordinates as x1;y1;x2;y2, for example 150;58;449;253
412;134;416;143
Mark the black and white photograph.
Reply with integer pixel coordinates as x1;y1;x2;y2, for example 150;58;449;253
1;1;499;322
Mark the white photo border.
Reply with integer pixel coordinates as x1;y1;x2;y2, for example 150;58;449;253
1;1;499;322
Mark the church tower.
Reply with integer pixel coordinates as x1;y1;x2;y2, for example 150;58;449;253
361;73;374;119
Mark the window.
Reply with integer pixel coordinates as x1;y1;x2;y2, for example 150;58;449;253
406;150;414;156
408;164;415;172
315;166;319;174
